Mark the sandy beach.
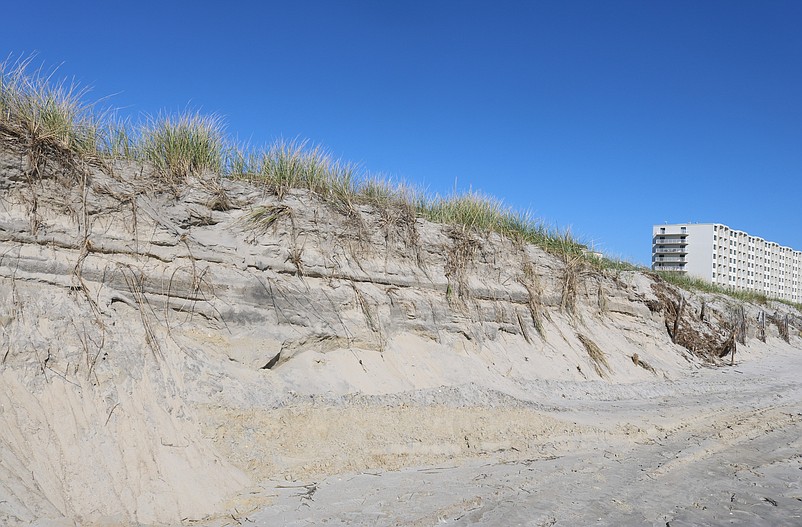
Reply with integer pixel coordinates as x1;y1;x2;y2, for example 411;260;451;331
228;345;802;526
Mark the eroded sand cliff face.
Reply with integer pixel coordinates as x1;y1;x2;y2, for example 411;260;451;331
0;142;799;525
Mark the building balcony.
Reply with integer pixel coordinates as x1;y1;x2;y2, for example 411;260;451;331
654;257;686;263
653;246;688;254
653;264;686;272
653;237;687;245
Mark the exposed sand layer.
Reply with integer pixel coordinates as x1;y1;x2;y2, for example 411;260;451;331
0;140;800;526
223;345;802;526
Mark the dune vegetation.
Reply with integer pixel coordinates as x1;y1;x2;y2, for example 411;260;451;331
0;57;592;255
655;270;802;310
2;56;799;310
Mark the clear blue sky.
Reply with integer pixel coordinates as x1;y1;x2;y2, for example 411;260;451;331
3;1;801;264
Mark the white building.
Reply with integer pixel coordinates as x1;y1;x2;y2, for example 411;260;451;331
652;223;801;303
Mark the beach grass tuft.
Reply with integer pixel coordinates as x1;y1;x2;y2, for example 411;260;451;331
0;56;104;158
140;112;225;183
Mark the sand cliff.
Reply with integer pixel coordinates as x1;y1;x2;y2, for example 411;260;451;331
0;139;800;526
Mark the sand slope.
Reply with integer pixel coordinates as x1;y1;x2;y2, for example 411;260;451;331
0;141;800;526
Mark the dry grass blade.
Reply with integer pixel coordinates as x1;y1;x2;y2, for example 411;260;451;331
577;333;610;378
631;353;656;374
288;244;305;278
516;309;532;344
560;254;583;315
120;265;163;360
239;204;291;242
551;231;589;315
519;260;546;338
351;282;385;351
444;227;479;307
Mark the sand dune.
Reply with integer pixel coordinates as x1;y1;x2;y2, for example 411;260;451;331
0;134;800;526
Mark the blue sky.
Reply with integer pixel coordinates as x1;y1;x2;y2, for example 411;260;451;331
3;1;801;264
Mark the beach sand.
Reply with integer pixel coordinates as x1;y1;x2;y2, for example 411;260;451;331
224;345;802;526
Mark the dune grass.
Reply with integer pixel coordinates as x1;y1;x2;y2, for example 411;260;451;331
0;56;103;157
655;271;802;310
223;137;586;254
231;140;334;197
4;57;800;309
423;192;532;239
139;112;226;182
0;57;617;261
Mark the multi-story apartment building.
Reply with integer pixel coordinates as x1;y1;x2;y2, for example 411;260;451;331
652;223;801;303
